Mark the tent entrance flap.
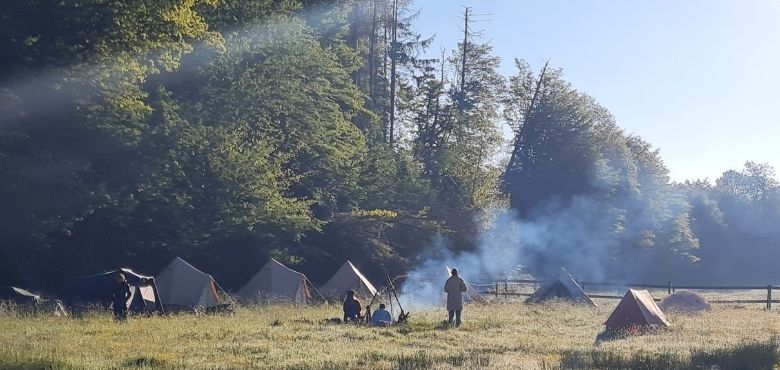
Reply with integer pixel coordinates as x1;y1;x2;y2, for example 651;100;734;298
319;260;378;299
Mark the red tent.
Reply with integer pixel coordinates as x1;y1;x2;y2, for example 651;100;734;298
605;289;670;330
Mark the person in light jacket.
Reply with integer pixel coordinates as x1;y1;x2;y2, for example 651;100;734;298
370;303;392;327
444;268;467;327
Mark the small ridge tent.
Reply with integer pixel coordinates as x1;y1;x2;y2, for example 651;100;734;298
156;257;226;309
319;260;378;299
61;268;163;313
605;289;670;330
238;259;319;305
0;286;67;316
444;266;486;303
0;286;41;306
526;267;596;306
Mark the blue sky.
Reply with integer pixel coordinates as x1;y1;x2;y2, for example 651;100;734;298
413;0;780;182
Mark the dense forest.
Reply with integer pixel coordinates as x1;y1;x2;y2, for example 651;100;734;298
1;0;779;290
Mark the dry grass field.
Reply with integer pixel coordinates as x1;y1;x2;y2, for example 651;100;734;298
1;299;779;369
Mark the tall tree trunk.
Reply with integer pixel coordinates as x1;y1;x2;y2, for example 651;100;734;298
459;7;470;95
382;2;389;142
389;0;398;147
368;0;378;109
433;49;445;141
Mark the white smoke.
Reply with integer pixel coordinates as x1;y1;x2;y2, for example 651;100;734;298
399;196;620;308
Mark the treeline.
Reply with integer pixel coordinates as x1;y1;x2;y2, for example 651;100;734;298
1;0;778;289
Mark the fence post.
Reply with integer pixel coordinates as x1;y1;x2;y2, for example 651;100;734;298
667;281;671;294
495;282;499;299
767;285;772;310
504;279;508;298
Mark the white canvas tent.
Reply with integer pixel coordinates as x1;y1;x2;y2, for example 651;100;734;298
527;267;596;306
444;266;486;303
238;259;316;305
319;260;378;299
156;257;224;308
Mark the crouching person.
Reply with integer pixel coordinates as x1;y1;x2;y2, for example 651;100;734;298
370;303;392;327
343;290;362;323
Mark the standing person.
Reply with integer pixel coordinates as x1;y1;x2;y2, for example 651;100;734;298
112;273;131;321
342;290;362;323
444;268;467;327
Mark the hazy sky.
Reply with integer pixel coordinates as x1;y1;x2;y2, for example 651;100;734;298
413;0;780;182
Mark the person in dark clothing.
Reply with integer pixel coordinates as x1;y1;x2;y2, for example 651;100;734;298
342;290;362;323
112;273;131;321
444;268;467;327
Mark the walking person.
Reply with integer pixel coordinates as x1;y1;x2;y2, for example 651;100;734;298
444;268;467;327
112;273;131;321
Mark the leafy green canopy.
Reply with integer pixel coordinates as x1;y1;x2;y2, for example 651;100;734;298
504;61;698;281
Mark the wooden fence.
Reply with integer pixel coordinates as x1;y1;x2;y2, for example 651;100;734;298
472;279;780;309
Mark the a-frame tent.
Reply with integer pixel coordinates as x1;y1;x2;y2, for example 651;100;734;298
444;266;486;303
1;286;67;316
526;267;596;306
0;286;41;306
155;257;227;309
319;260;378;299
238;258;320;305
605;289;670;330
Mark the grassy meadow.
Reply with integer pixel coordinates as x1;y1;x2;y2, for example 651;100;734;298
1;299;780;369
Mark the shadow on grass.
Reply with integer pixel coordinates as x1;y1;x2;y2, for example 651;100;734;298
594;327;668;343
122;355;168;368
389;350;491;370
0;353;174;370
560;339;779;370
0;354;75;370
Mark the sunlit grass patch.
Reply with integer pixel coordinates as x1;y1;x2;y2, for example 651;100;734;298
1;301;779;369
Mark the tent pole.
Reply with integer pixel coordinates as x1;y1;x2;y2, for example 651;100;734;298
305;277;327;303
150;280;164;314
385;273;405;316
212;280;235;305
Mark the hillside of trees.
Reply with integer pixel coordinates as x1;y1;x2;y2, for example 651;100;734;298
2;0;779;290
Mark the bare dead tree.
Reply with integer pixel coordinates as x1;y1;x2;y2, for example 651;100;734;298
459;6;469;94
